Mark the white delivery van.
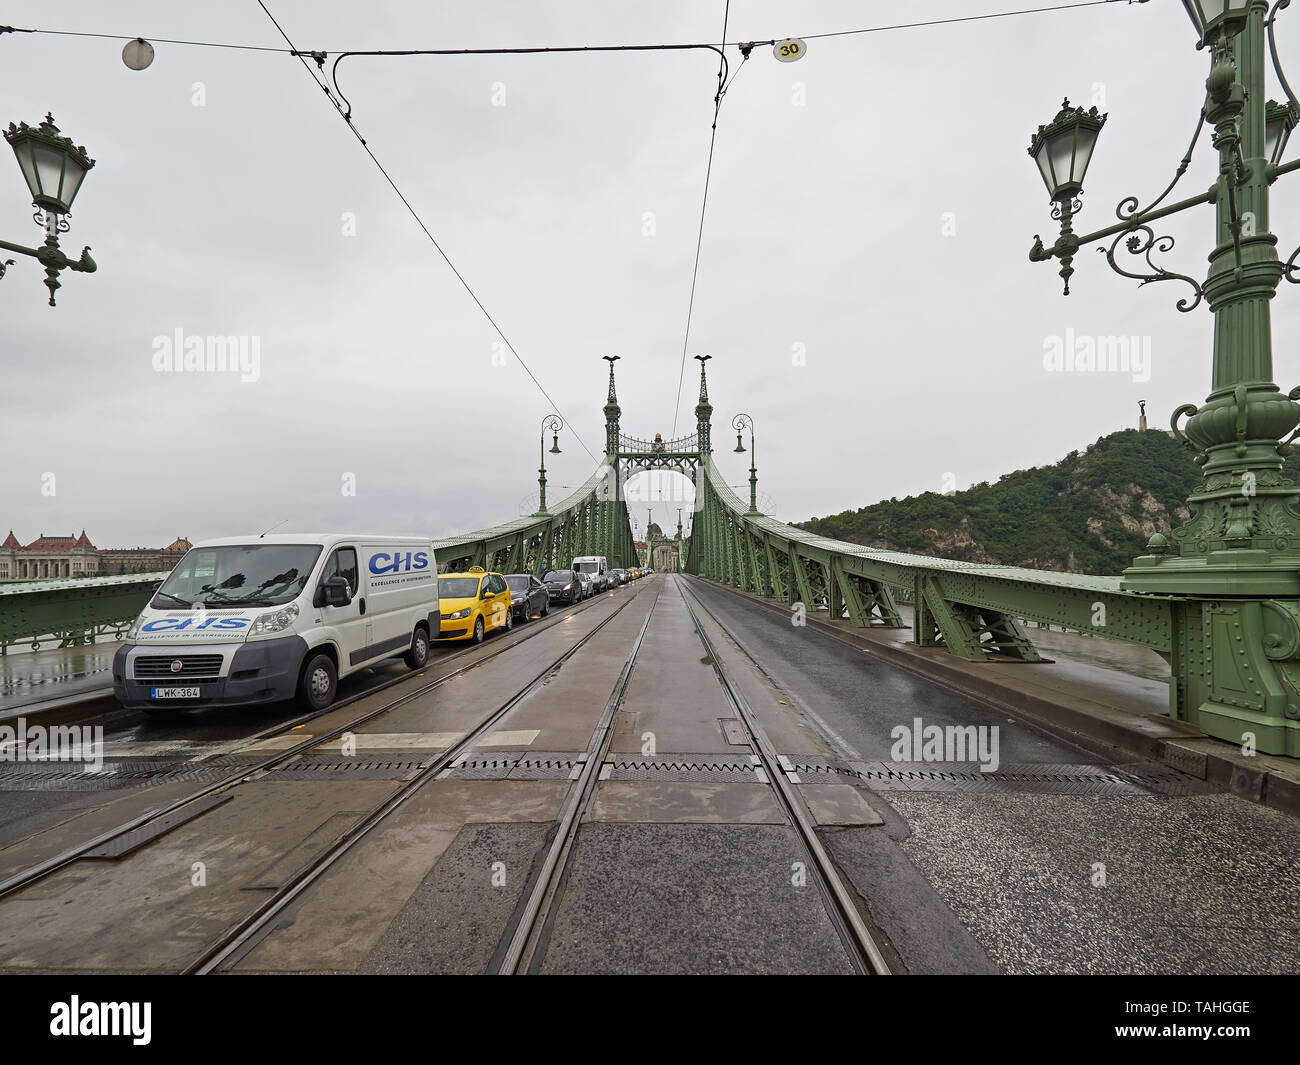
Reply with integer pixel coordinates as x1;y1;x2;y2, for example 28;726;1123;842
113;534;439;713
571;555;608;593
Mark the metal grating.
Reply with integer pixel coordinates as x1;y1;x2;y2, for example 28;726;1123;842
440;751;582;780
604;753;763;783
263;757;430;781
511;752;584;780
0;758;266;792
833;759;1212;796
82;793;232;859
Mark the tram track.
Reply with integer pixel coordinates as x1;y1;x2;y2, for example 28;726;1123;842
0;584;642;905
187;582;653;974
676;577;892;975
485;575;891;975
491;584;662;974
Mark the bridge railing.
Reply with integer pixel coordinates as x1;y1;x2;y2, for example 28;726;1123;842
618;431;697;454
689;455;1177;672
433;462;638;575
0;573;171;653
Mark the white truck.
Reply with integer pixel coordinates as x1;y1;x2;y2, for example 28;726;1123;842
113;533;439;713
571;555;609;593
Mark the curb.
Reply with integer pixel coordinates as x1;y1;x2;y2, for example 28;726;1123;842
0;689;118;731
696;579;1300;820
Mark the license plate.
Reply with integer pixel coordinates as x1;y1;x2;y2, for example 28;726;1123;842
150;686;201;699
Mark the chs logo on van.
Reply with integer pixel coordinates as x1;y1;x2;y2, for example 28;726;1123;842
142;617;250;632
368;551;429;575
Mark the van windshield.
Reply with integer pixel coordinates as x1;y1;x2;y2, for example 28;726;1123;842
573;562;597;573
153;544;322;608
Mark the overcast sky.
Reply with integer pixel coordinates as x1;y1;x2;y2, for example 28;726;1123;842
4;0;1295;549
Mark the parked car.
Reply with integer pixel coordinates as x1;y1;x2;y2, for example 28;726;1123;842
541;568;583;604
575;571;596;599
607;569;626;587
435;567;512;643
505;573;549;621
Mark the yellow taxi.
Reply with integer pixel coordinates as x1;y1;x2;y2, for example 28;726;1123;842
436;567;513;643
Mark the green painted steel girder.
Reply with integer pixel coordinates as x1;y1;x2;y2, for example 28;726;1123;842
0;572;169;652
433;463;639;574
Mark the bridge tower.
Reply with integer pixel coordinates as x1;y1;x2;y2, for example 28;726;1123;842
601;355;633;566
694;354;713;454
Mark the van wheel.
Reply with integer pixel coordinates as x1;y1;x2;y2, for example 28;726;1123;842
404;626;430;670
299;652;337;711
472;616;485;644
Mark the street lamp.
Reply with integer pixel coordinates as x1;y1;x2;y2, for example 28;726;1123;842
1027;99;1107;294
1024;0;1300;755
1266;98;1299;166
534;414;563;516
1;114;97;305
732;413;758;515
1182;0;1252;46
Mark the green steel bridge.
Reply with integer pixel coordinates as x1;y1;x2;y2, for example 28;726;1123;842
5;355;1300;756
431;357;1300;758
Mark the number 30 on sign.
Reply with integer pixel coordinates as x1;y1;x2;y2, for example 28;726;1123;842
773;38;806;62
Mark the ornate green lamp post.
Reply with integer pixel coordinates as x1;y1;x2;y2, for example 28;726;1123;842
535;414;563;516
1;114;97;305
732;413;758;515
1027;0;1300;754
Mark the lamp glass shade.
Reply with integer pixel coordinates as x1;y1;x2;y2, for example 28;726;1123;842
1028;100;1106;200
1182;0;1251;40
734;433;746;453
4;115;95;214
550;434;561;454
122;38;155;71
1265;100;1298;166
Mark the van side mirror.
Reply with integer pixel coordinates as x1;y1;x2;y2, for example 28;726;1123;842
320;575;352;607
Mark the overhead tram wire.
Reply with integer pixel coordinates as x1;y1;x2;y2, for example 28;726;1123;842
670;0;734;440
6;0;1131;451
254;0;601;463
5;2;1130;57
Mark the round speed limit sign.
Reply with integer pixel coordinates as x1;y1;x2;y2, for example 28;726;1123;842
773;38;806;63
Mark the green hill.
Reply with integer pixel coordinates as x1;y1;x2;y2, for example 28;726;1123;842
799;429;1300;576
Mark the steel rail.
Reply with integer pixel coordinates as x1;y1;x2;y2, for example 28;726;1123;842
186;584;649;974
676;578;893;975
0;587;633;903
492;584;663;974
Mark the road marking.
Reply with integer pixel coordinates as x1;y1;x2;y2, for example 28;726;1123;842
302;732;464;751
478;729;541;747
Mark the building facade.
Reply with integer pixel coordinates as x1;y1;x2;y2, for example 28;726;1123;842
0;531;191;580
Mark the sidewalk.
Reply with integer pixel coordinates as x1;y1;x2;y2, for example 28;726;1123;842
0;640;119;723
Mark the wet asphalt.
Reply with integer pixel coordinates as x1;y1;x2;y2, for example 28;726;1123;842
684;576;1113;766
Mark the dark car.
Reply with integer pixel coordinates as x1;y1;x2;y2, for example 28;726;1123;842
608;569;626;587
506;574;549;621
541;568;582;604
